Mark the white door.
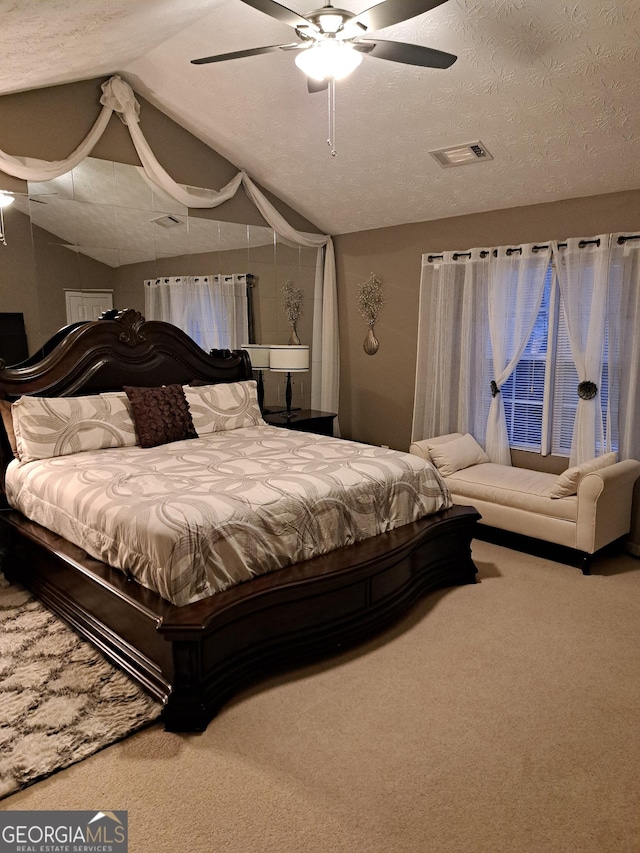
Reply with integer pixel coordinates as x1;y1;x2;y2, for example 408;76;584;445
65;290;113;323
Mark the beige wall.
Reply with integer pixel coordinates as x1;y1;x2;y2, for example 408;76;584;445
0;77;320;353
0;207;40;351
334;188;640;452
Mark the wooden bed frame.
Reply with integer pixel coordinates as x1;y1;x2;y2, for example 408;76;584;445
0;310;480;732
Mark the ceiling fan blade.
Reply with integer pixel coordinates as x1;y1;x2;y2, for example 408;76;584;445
237;0;316;30
191;43;299;65
351;0;450;33
307;78;329;93
356;38;456;68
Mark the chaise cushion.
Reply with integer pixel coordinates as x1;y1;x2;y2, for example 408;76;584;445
548;452;618;498
424;433;489;477
447;463;578;521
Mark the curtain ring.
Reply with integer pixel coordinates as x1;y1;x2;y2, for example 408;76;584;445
577;380;597;400
491;380;500;397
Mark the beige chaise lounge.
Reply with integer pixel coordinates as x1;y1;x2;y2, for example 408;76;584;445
410;432;640;573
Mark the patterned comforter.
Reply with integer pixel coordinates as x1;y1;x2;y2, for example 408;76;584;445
6;425;452;606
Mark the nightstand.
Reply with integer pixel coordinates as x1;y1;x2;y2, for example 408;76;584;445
263;409;337;436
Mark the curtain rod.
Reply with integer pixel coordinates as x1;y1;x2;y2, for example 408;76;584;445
427;234;640;263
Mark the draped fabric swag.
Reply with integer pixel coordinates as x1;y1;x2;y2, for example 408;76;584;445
145;275;249;352
0;75;339;417
413;234;640;467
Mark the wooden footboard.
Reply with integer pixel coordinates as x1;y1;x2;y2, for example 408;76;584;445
1;505;479;732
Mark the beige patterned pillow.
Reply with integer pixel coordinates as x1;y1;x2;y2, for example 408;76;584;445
12;392;138;463
183;380;265;435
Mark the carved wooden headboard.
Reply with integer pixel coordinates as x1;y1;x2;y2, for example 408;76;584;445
0;309;253;481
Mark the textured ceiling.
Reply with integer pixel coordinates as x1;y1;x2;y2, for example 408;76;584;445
1;0;639;235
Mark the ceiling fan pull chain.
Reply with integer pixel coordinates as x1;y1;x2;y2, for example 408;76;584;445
327;78;337;157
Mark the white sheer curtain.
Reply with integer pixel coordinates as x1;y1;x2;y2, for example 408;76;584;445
0;74;339;420
485;245;550;464
412;249;492;446
608;234;640;462
551;236;610;465
144;275;248;351
413;243;549;464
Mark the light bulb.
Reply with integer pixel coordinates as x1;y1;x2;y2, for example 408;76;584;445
318;12;343;33
0;193;15;209
295;40;363;81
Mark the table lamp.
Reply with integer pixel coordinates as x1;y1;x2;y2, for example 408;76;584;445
241;344;271;411
269;345;309;419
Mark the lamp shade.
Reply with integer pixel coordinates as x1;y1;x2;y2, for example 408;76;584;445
269;345;309;373
294;40;363;81
242;344;271;370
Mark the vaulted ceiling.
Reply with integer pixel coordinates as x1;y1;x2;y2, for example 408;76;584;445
1;0;638;235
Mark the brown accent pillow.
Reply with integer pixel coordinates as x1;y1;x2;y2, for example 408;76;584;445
124;385;198;448
0;399;18;458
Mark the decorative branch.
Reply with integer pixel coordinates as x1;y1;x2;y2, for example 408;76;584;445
282;281;303;326
357;273;385;355
357;273;385;325
282;280;303;344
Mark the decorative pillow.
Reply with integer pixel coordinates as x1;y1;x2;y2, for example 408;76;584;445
11;391;138;463
183;380;265;435
548;452;618;499
410;434;463;464
124;385;198;448
0;399;18;458
426;433;490;477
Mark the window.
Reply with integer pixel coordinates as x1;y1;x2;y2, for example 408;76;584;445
144;275;249;351
502;263;613;456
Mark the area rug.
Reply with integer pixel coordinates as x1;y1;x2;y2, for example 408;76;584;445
0;574;163;800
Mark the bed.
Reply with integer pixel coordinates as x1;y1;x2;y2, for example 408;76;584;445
0;309;479;731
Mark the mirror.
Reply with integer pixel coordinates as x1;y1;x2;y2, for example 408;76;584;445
1;157;318;408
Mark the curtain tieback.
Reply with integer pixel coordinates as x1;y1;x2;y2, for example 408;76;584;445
577;380;598;400
491;380;500;397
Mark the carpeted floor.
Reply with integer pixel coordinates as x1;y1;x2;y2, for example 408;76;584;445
3;540;640;853
0;576;162;799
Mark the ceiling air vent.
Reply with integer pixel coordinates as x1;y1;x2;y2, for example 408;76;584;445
152;214;182;228
430;141;493;168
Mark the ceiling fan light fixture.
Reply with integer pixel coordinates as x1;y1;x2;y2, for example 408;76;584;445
0;193;15;209
295;39;362;81
318;12;344;33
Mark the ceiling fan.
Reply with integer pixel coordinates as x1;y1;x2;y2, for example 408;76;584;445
191;0;456;91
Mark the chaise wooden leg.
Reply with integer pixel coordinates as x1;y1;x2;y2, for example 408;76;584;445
580;553;592;575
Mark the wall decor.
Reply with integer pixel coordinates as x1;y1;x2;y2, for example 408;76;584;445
357;272;385;355
282;280;304;345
